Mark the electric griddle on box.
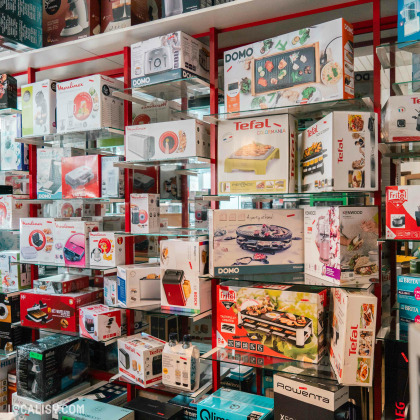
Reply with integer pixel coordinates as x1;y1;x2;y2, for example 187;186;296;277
301;146;328;177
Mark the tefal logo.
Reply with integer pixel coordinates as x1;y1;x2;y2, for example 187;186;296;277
388;189;408;208
348;324;358;356
307;126;318;137
337;138;344;163
412;97;420;104
234;119;279;130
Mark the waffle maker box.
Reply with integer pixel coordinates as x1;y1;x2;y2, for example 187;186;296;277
299;111;378;193
89;231;126;267
216;283;327;363
218;115;297;195
0;114;28;171
131;31;210;88
304;206;379;284
330;288;377;386
0;194;30;229
33;273;90;295
20;218;55;264
209;209;304;275
117;332;165;388
0;250;31;293
130;193;160;234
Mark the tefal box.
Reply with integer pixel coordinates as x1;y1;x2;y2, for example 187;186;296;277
131;31;210;87
209;209;304;275
304;206;379;284
20;288;103;333
0;74;17;109
224;18;354;114
21;80;57;136
0;114;28;171
397;274;420;305
20;218;55;264
218;115;297;195
130;193;160;234
79;304;122;342
299;111;377;192
89;231;126;267
0;250;31;293
0;195;30;229
101;155;124;198
118;333;165;388
57;75;124;133
330;288;377;386
126;119;210;162
160;238;210;313
33;273;90;295
216;283;327;363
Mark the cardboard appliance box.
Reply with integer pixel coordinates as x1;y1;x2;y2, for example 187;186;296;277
160;166;182;200
20;218;55;264
0;114;28;171
104;275;118;306
0;323;32;354
162;0;200;17
89;231;126;267
0;250;31;293
133;100;172;125
397;274;420;305
397;0;420;43
101;155;124;198
130;193;160;234
0;292;21;324
0;74;17;109
399;303;420;330
33;273;90;295
0;171;29;195
0;194;30;229
125;396;184;420
59;399;134;420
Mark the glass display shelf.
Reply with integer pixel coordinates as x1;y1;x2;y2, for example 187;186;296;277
391;80;420;96
14;197;125;204
0;351;16;361
114;157;210;170
379;140;420;158
201;191;373;200
0;108;21;116
378;237;420;242
376;39;420;69
376;316;408;344
13;260;117;273
127;228;208;237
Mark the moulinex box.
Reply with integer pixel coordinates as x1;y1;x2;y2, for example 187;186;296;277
218;115;297;195
89;231;126;267
224;18;354;114
20;218;55;264
0;114;28;171
130;193;160;234
0;251;31;293
101;156;124;198
0;195;30;229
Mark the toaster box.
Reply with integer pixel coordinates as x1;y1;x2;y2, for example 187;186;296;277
33;273;90;295
330;288;377;386
20;288;103;332
0;250;31;293
0;194;30;229
118;332;165;388
89;231;126;267
218;115;297;195
299;111;377;193
160;166;182;200
21;80;57;136
57;75;124;133
162;0;200;17
0;114;28;171
62;154;101;199
0;171;30;195
126;119;210;162
209;209;304;275
79;304;122;342
216;283;327;363
59;399;134;420
16;334;89;402
20;218;55;264
160;238;210;313
101;156;124;198
224;18;354;114
0;292;21;324
131;31;210;87
0;74;17;109
397;274;420;305
104;275;118;306
130;193;160;234
398;0;420;43
117;263;161;308
304;206;379;284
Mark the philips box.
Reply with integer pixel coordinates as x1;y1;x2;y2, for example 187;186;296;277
0;194;30;229
59;399;134;420
101;156;124;198
398;274;420;305
0;250;31;292
89;231;126;267
33;274;90;295
20;218;55;264
130;193;160;234
0;114;28;171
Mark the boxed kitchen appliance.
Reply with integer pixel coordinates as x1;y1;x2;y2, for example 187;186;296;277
131;31;210;87
330;288;377;386
162;0;200;17
21;80;57;136
79;304;122;342
0;323;32;354
0;292;21;324
126;119;210;162
104;276;118;306
399;303;420;331
160;238;210;313
216;283;327;363
304;206;379;284
160;166;181;200
224;18;354;114
0;250;31;293
33;273;90;295
90;231;126;267
397;274;420;305
20;288;103;332
299;111;377;192
133;100;172;125
193;199;209;229
20;218;55;264
125;396;183;420
130;193;160;234
398;0;420;43
218;115;297;195
0;114;28;171
0;171;30;195
59;399;134;420
209;209;304;275
101;155;124;198
118;332;165;388
0;194;30;229
0;74;17;109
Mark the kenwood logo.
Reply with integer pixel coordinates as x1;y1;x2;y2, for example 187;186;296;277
343;211;362;215
217;267;239;274
225;48;253;62
276;382;329;403
200;409;229;420
57;82;84;90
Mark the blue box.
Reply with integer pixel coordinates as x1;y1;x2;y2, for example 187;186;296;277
398;0;420;43
397;275;420;305
399;304;420;330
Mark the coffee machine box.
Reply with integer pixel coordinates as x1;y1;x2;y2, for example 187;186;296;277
89;231;126;267
0;250;31;293
130;193;160;234
162;0;200;17
0;114;28;171
101;156;124;198
33;274;90;295
0;74;17;110
160;166;181;200
0;194;30;229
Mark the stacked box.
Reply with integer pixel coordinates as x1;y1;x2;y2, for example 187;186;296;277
89;232;126;267
0;195;30;229
0;74;17;109
130;193;160;234
33;274;90;295
0;114;28;171
20;218;55;264
0;251;31;292
101;156;124;198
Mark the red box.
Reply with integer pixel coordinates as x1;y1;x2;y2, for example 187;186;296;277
33;274;90;294
20;288;103;332
62;155;101;199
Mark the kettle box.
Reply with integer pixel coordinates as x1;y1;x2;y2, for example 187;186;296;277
130;193;160;234
89;232;126;267
0;195;30;230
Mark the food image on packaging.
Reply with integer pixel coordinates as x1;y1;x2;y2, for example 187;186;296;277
348;114;364;132
360;303;375;329
356;357;371;384
358;331;373;357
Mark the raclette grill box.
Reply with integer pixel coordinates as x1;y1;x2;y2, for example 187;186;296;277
125;396;184;420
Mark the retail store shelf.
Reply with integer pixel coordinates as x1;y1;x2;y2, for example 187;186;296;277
378;237;419;242
195;195;231;202
208;191;373;200
391;80;420;96
0;108;21;116
127;228;208;237
376;40;416;70
13;197;124;204
377;316;408;344
379;141;420;158
0;351;16;361
14;260;118;273
115;157;210;170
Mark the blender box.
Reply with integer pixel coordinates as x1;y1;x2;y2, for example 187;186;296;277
218;115;297;195
101;155;124;198
79;304;122;342
57;75;124;133
21;80;57;136
209;209;304;275
33;274;90;294
0;114;28;171
126;119;210;162
0;250;31;292
89;231;126;267
20;288;103;333
160;238;210;313
299;111;377;193
130;193;160;234
59;399;134;420
0;74;17;109
304;206;379;284
131;31;210;87
224;18;354;114
117;263;161;308
398;0;420;43
104;275;118;306
62;154;101;199
216;283;327;363
20;218;55;264
117;332;165;388
160;166;181;200
162;0;200;17
330;288;377;386
0;194;30;229
397;274;420;305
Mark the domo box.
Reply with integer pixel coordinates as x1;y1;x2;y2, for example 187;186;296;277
89;231;126;267
209;209;304;275
218;115;297;195
0;114;28;171
0;194;29;229
20;218;55;264
130;193;160;234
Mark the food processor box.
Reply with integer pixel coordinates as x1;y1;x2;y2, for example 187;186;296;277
330;288;377;387
0;250;31;293
89;231;126;267
33;273;90;295
224;18;354;114
0;194;29;230
218;114;297;195
0;114;28;171
21;79;57;136
57;75;124;133
209;209;304;275
397;274;420;305
101;156;124;198
130;193;160;234
397;0;420;43
0;74;17;109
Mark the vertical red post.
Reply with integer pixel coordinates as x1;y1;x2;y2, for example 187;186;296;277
181;98;189;228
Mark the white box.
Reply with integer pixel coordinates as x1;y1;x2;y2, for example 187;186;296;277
126;119;210;161
160;166;181;200
118;332;165;387
0;250;30;292
130;193;160;234
299;111;377;193
89;231;126;267
0;194;29;229
104;275;118;306
57;75;124;133
131;31;210;87
20;218;55;263
218;115;297;194
79;304;122;342
101;156;124;198
330;288;377;386
21;79;57;136
0;114;28;171
103;215;125;231
194;200;209;229
53;200;92;218
132;101;172;124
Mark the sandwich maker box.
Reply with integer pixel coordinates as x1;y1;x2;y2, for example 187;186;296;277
0;250;31;293
33;274;90;295
130;193;160;234
20;218;55;264
89;231;126;267
0;194;30;229
125;396;184;420
0;114;28;171
398;274;420;306
0;292;21;324
216;283;327;363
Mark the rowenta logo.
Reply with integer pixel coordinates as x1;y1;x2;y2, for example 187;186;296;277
276;382;329;403
57;82;84;91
